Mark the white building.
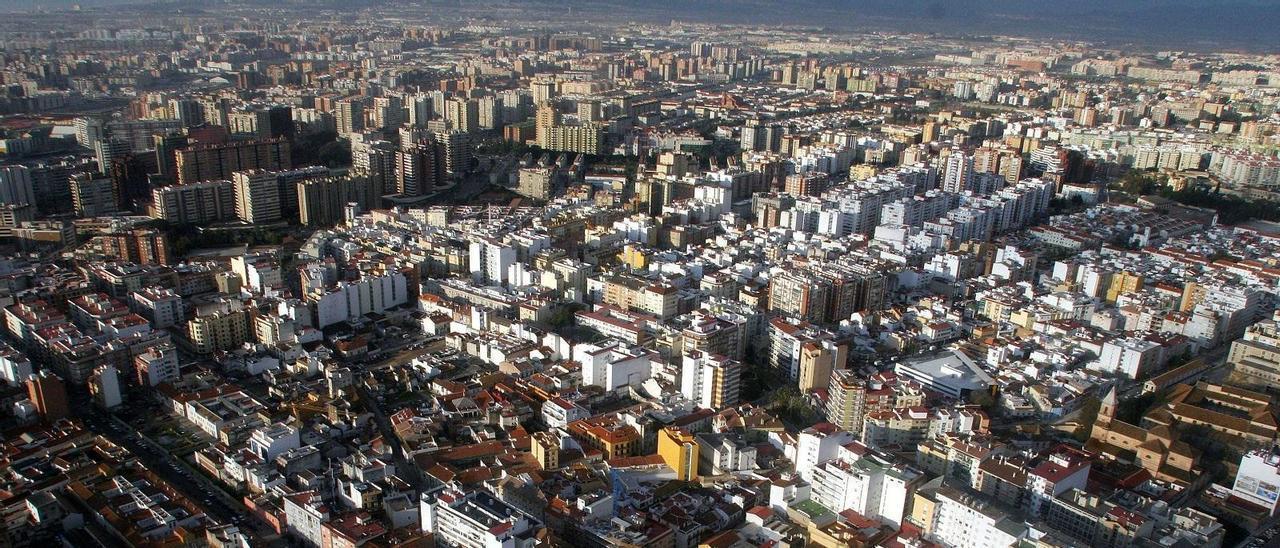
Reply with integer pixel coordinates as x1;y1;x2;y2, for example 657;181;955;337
794;423;857;481
696;432;758;475
0;165;35;206
469;237;516;286
541;397;589;429
572;341;656;391
0;343;33;385
767;476;812;514
420;486;540;548
283;491;329;547
1232;449;1280;516
1096;337;1163;379
184;390;264;440
89;363;122;409
895;349;993;399
232;170;283;224
810;443;922;528
1024;451;1091;517
310;270;409;328
135;343;180;386
680;351;742;409
929;486;1026;548
942;152;973;194
249;422;301;461
231;253;283;292
131;287;185;329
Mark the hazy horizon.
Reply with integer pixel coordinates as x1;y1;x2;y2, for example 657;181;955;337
0;0;1277;51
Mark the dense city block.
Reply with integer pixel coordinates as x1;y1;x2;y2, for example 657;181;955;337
0;2;1278;547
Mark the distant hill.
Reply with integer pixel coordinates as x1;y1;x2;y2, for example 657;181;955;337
0;0;134;9
0;0;1274;50
541;0;1280;49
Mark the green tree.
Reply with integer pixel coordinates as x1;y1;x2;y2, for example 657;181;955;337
547;302;584;328
1110;170;1164;196
292;129;339;167
317;141;352;168
968;389;997;409
1161;186;1280;225
1116;393;1157;425
768;386;820;427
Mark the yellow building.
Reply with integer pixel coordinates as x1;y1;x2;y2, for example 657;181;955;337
531;431;559;470
1007;309;1037;331
980;294;1020;323
657;427;699;481
1230;315;1280;387
797;342;836;391
1087;386;1196;486
849;164;880;181
1104;271;1143;303
922;121;942;143
619;244;651;270
909;489;939;536
1145;382;1278;446
915;437;951;476
567;415;641;460
808;515;893;547
537;123;604;155
188;306;249;355
599;274;679;320
1180;281;1206;312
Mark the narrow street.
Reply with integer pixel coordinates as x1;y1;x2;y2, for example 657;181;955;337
353;384;441;496
69;392;282;545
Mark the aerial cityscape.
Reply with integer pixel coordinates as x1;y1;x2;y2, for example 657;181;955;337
0;1;1279;547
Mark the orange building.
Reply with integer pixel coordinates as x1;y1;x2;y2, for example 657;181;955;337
567;415;640;460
